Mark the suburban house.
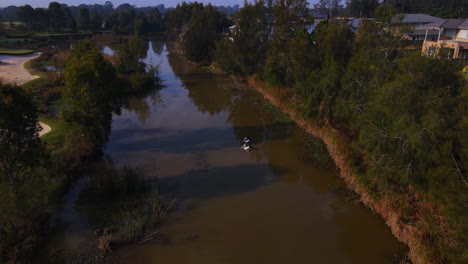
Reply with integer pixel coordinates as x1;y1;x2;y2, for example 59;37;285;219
392;13;443;42
422;19;468;59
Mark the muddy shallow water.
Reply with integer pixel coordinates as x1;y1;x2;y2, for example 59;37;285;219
50;41;403;264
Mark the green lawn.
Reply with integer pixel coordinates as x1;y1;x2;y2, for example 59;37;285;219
33;32;90;37
39;115;77;148
0;48;34;55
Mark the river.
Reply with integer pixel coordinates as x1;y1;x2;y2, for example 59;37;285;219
50;41;403;263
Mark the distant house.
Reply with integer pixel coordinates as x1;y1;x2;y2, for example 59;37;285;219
348;18;374;33
392;14;444;42
306;12;327;33
422;19;468;59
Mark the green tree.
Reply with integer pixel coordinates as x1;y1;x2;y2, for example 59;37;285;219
61;4;76;31
16;5;35;28
266;0;310;85
182;4;229;62
148;8;162;32
214;0;270;77
164;2;204;39
115;37;148;75
90;10;103;30
47;2;65;32
32;8;48;31
61;41;118;145
346;0;378;17
77;7;91;31
0;82;43;189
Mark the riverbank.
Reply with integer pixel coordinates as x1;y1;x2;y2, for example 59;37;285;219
246;75;437;264
0;52;41;85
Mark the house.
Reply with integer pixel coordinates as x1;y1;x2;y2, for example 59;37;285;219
349;17;374;33
422;19;468;59
392;14;443;42
306;13;327;33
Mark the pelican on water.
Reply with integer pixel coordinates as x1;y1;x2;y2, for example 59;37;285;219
241;143;253;151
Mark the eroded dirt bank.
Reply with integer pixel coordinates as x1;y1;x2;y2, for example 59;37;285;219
246;76;442;264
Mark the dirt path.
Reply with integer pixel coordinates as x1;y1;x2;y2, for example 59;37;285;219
0;52;41;85
38;122;51;137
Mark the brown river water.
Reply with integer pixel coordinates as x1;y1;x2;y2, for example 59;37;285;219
47;41;403;264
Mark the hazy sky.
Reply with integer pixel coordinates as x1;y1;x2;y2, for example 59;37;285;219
0;0;321;8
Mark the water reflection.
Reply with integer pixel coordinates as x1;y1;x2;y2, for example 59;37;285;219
122;91;161;125
51;41;402;264
167;54;232;115
151;41;164;55
102;46;114;56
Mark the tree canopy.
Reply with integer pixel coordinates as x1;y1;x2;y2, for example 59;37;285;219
0;82;43;188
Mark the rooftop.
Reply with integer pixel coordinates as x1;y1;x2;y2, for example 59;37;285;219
393;13;443;24
424;18;468;29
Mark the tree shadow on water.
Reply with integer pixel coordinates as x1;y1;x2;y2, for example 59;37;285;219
159;163;288;201
106;123;293;155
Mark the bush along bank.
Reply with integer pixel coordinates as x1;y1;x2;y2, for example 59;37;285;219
208;2;466;263
0;37;163;263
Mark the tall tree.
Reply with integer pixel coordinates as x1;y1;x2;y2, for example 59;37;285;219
77;7;91;31
32;8;48;31
182;4;229;62
0;82;43;189
346;0;378;17
61;41;118;145
90;10;103;30
266;0;310;85
61;4;76;31
16;5;35;28
148;8;162;32
115;37;147;75
47;2;65;32
214;0;270;77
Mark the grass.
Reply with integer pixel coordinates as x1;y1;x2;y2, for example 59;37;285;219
23;60;45;77
301;134;337;169
0;36;34;43
76;166;167;243
39;115;77;148
0;48;34;55
263;102;293;123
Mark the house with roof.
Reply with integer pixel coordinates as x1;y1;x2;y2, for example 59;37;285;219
422;19;468;59
392;14;444;42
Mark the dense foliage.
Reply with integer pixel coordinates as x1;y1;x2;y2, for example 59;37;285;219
213;1;467;263
0;37;163;262
181;5;229;62
0;83;44;188
0;82;55;263
61;41;120;146
214;0;269;77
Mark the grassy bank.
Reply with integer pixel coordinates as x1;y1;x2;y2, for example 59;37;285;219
38;115;76;148
247;75;446;264
48;166;167;263
0;48;34;55
17;38;164;262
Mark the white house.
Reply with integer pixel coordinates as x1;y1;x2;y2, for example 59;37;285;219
422;19;468;58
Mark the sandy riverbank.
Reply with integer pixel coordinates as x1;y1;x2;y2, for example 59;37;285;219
0;52;41;85
0;52;52;137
